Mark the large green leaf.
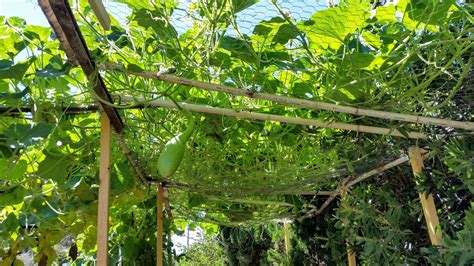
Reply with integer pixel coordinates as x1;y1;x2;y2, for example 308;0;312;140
0;57;34;80
0;185;27;206
111;161;134;195
300;4;370;53
232;0;259;13
0;159;27;181
132;8;178;40
406;0;455;25
37;150;70;182
3;123;53;148
219;36;256;63
0;213;18;232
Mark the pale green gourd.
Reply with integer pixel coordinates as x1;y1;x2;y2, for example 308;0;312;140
158;110;195;177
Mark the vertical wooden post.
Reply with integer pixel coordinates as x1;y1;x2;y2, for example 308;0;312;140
283;222;290;259
341;190;357;266
157;184;164;266
408;146;442;245
97;113;111;265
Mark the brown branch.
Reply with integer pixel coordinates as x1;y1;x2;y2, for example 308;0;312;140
298;150;430;221
163;187;173;223
115;132;151;187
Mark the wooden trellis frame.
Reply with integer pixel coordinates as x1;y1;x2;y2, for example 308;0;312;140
37;1;454;264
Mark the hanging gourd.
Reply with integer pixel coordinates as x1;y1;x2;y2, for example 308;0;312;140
158;109;196;177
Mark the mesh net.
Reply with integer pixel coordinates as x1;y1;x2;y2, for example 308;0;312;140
89;0;474;223
0;0;471;225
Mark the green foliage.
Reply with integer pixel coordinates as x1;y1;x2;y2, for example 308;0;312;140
218;224;285;265
0;0;472;264
178;235;226;266
423;207;474;265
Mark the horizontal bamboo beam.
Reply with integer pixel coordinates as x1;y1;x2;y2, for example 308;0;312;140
119;95;427;139
0;98;425;138
101;62;474;131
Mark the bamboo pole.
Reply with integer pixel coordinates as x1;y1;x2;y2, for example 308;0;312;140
341;190;357;266
97;113;111;265
408;146;442;245
119;96;427;139
88;0;111;30
157;184;164;266
101;63;474;131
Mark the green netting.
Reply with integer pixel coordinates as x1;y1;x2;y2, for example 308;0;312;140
0;0;472;227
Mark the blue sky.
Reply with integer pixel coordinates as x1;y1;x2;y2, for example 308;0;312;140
0;0;330;32
0;0;49;26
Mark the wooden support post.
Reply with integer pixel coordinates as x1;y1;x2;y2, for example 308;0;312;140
283;222;290;259
341;190;357;266
408;146;442;245
88;0;111;30
97;113;111;265
157;184;164;266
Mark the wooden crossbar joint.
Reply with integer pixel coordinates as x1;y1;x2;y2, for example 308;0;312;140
39;0;123;133
97;113;111;265
408;146;442;246
88;0;111;30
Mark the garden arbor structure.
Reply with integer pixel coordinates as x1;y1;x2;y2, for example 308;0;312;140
0;0;472;264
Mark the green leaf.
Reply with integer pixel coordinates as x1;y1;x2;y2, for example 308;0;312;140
219;36;256;63
132;8;178;39
37;150;70;182
0;213;18;232
374;4;397;24
0;185;27;206
35;59;70;78
24;25;50;43
111;161;133;195
301;4;370;53
0;159;27;181
273;24;300;45
189;194;206;208
127;63;144;73
3;123;53;148
406;0;455;25
362;31;381;49
0;57;34;80
232;0;259;13
0;87;29;101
